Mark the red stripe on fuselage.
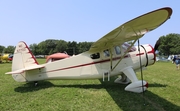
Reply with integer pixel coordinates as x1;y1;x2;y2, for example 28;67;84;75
136;53;144;56
46;55;130;73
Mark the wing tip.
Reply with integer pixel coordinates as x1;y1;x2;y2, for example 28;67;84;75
123;7;173;27
163;7;173;19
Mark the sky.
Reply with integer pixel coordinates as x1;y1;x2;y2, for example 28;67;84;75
0;1;179;48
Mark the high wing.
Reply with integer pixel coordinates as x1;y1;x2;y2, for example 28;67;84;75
89;7;172;52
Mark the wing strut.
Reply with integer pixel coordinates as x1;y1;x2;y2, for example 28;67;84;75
135;28;146;104
110;49;113;70
111;39;137;71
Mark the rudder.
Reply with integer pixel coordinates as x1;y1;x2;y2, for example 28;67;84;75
12;41;39;71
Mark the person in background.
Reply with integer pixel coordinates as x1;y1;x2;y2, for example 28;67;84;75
174;55;180;70
171;55;174;64
172;55;176;63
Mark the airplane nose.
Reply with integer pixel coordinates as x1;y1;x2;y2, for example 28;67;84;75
148;44;156;65
141;44;156;66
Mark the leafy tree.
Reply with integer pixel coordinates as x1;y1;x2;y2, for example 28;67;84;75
4;45;15;53
77;42;94;53
0;45;5;53
158;33;180;56
67;41;78;55
29;43;39;55
37;41;47;55
45;39;59;54
37;39;58;55
54;40;68;53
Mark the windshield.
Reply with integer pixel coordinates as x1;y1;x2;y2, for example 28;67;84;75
122;42;136;52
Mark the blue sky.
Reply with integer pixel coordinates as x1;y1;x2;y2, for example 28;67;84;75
0;1;179;48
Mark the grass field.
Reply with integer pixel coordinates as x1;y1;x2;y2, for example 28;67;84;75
0;59;180;111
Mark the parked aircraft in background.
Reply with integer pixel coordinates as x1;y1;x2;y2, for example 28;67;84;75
46;53;70;63
156;56;172;62
6;7;172;93
0;53;13;63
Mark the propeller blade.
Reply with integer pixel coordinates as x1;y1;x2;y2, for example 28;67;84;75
154;38;161;51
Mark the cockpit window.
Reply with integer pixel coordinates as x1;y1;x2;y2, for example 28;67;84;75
122;42;136;52
90;53;100;59
103;49;110;57
115;46;121;55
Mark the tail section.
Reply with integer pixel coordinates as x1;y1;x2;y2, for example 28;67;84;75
12;41;39;71
6;41;44;82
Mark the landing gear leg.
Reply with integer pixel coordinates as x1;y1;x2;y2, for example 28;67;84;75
114;74;131;84
34;81;38;86
121;66;148;93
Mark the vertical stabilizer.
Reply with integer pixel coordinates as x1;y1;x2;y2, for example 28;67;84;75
12;41;39;71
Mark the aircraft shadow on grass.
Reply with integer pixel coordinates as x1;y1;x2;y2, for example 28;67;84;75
148;82;168;87
99;80;180;111
14;79;179;111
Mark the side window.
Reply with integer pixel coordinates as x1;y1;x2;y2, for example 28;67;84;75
103;49;110;57
90;53;100;59
115;46;121;55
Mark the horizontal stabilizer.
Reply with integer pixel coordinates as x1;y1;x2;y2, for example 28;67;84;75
24;64;45;71
6;69;24;74
6;64;45;74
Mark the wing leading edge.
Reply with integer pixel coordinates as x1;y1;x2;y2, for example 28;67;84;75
89;7;172;52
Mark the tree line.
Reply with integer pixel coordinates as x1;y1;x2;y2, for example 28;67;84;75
0;45;15;54
29;39;94;56
1;33;180;56
0;39;94;56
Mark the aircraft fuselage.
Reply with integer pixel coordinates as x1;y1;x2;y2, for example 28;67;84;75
12;44;155;82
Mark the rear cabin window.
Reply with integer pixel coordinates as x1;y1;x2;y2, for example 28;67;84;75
103;49;110;57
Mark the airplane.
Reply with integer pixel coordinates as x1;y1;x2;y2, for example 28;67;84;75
46;52;70;63
5;7;172;93
0;53;13;63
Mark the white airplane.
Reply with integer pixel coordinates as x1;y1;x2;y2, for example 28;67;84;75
6;7;172;93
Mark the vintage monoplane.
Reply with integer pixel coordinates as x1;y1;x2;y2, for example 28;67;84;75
6;7;172;93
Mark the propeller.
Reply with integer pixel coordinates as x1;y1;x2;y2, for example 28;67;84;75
154;38;161;52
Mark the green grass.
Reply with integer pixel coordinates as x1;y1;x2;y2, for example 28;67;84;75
0;60;180;111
